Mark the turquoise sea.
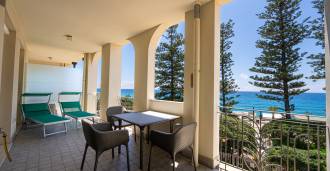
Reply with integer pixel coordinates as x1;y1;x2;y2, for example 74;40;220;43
113;89;326;117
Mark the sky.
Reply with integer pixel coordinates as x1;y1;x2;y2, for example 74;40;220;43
99;0;325;93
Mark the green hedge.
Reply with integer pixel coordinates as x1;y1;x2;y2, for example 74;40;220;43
121;96;133;110
263;120;326;170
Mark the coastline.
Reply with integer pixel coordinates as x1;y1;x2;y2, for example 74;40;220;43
97;89;326;117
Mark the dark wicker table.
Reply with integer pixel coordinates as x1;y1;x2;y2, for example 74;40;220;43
112;111;181;170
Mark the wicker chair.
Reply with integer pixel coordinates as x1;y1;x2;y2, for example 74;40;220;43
148;122;197;171
81;120;130;171
106;106;137;141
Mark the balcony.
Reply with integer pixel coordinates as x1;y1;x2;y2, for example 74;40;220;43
0;0;329;170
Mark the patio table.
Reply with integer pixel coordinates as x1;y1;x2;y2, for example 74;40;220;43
111;111;181;170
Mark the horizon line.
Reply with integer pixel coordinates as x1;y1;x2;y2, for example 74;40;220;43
97;88;326;94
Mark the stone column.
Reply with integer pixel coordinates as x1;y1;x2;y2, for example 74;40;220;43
82;53;98;113
99;43;122;120
184;0;222;168
0;30;21;141
16;49;27;130
0;0;5;94
129;25;167;111
324;1;330;170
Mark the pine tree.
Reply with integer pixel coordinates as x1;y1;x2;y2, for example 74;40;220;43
220;20;239;112
249;0;310;118
308;0;325;80
155;25;184;102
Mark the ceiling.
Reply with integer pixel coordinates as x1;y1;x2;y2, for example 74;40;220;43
8;0;208;63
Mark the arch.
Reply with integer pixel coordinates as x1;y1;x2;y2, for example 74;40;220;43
153;22;185;102
128;24;170;111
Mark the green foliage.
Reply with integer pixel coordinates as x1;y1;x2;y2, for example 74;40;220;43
121;96;133;110
220;19;239;112
263;120;327;170
308;0;325;80
250;0;310;116
219;115;256;157
155;25;184;102
266;146;326;171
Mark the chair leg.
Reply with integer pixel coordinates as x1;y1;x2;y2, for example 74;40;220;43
94;152;100;171
125;144;130;171
112;148;115;159
118;145;121;154
118;126;122;154
148;145;153;171
134;125;136;142
172;155;176;171
80;144;88;170
191;147;197;171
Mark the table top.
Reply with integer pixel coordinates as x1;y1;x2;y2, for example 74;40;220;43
112;111;181;127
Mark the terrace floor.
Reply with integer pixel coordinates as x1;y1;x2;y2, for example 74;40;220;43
0;122;217;171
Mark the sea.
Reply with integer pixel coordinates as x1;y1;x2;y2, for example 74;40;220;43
107;89;326;117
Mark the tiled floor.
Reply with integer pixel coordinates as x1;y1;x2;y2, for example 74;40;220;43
0;122;217;171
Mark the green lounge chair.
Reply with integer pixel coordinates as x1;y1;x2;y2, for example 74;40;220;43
58;92;96;127
21;93;70;138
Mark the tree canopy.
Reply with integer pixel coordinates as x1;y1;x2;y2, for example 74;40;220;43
155;25;184;102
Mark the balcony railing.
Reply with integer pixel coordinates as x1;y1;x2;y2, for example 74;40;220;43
219;106;327;171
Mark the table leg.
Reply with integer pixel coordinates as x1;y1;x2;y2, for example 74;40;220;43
139;126;145;170
118;120;122;154
147;126;150;144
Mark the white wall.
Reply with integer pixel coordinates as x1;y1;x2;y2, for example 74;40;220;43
26;63;83;112
149;99;184;116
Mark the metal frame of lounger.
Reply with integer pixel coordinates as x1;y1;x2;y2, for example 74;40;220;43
21;93;70;138
58;92;95;128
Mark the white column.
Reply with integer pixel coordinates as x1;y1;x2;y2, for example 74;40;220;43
129;25;167;111
82;53;98;113
0;31;21;141
184;0;221;168
99;43;122;120
184;2;201;166
16;49;27;130
0;0;5;94
324;1;330;170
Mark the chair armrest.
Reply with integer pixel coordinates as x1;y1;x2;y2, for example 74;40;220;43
93;129;129;151
150;130;174;154
173;123;183;132
92;122;112;131
173;122;196;154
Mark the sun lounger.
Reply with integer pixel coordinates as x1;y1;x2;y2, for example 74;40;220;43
58;92;96;127
21;93;70;138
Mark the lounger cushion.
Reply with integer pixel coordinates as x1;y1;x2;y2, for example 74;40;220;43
64;111;95;119
22;103;69;124
60;102;81;113
60;101;95;119
22;103;49;113
29;112;69;124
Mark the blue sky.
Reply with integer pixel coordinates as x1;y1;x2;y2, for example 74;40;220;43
99;0;325;93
